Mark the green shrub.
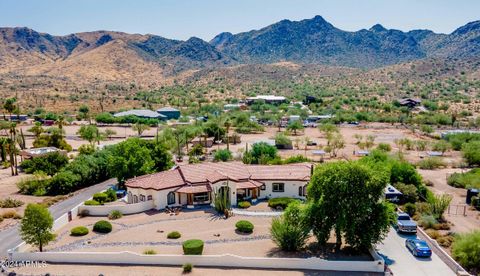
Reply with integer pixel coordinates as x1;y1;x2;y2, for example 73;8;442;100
105;188;117;202
214;149;233;162
182;263;193;273
16;173;50;196
419;215;437;229
93;220;112;233
0;197;24;208
237;201;251;209
268;197;300;210
462;141;480;166
390;161;422;187
70;226;89;236
108;210;122;220
404;203;416;217
182;239;204;255
93;193;108;204
167;231;181;239
143;249;157;255
447;169;480;189
235;220;254;233
271;201;309;251
20;152;69;176
452;230;480;271
417;157;445;170
377;143;392;152
393;183;418;203
415;202;431;215
84;200;100;206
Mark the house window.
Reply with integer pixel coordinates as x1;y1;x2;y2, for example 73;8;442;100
167;192;175;205
128;192;133;204
303;186;307;197
140;195;145;202
193;192;209;202
133;195;138;203
272;183;284;192
298;186;303;196
147;195;153;201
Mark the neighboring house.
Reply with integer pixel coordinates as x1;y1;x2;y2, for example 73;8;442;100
20;147;66;159
113;109;166;120
191;137;215;148
156;107;181;120
125;162;311;209
0;114;28;121
399;98;421;108
246;95;286;105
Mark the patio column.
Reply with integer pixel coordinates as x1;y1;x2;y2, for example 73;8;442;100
252;188;257;199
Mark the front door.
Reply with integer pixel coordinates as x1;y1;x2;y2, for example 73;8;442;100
187;194;193;205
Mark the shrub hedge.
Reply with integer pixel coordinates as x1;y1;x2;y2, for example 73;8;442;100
182;239;204;255
93;220;112;233
268;197;299;210
108;210;122;220
70;226;89;236
237;201;251;209
84;200;100;206
235;220;254;233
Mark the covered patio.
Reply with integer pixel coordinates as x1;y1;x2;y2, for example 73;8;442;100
175;184;212;208
235;180;264;202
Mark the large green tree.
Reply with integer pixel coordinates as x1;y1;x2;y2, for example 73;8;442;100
307;161;395;250
20;203;55;252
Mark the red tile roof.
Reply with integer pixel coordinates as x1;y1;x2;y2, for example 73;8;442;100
125;162;311;191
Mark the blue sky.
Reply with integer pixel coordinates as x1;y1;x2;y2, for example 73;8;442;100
1;0;479;40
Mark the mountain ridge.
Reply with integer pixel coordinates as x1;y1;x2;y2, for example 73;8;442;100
0;16;479;83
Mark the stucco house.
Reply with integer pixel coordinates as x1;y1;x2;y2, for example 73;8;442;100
125;162;311;209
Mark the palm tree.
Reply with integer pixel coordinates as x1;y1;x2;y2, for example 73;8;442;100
28;122;45;139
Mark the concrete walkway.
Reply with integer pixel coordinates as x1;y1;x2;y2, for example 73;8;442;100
0;178;117;258
232;208;282;217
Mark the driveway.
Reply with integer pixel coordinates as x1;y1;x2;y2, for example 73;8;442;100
377;228;455;276
0;178;116;258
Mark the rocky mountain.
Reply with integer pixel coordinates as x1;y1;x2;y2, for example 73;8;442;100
0;16;479;84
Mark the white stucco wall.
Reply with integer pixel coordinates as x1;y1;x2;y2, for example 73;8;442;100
259;180;308;200
78;201;154;216
10;250;384;273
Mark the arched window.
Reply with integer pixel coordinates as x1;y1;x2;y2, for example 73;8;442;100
303;186;307;197
167;192;176;205
140;195;145;202
133;195;138;203
147;195;153;201
128;192;133;204
298;186;303;196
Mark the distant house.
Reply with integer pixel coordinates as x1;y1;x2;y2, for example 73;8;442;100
223;103;246;111
191;137;215;148
307;114;334;122
246;95;286;105
156;107;181;120
20;147;67;160
113;109;166;120
399;98;421;108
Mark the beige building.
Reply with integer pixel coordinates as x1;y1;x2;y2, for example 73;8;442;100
125;162;311;209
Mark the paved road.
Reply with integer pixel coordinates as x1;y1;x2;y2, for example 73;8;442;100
0;178;116;258
377;228;455;276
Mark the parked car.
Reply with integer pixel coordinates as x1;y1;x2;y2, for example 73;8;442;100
405;239;432;258
394;212;417;233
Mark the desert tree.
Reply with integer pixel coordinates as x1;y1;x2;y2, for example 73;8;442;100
132;123;150;137
20;203;55;252
307;161;395;250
